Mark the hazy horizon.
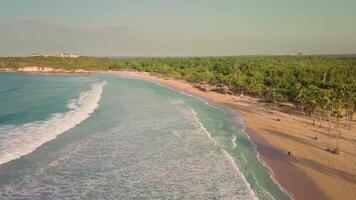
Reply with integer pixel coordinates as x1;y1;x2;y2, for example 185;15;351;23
1;0;356;57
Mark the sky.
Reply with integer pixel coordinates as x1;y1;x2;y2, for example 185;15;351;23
0;0;355;57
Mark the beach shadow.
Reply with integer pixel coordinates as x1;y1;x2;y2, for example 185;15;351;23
338;149;356;157
291;157;356;183
260;128;356;183
272;126;356;159
224;102;271;119
252;139;291;164
224;103;259;115
310;129;356;143
255;142;329;200
261;128;333;151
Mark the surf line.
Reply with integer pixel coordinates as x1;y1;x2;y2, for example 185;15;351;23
0;81;106;166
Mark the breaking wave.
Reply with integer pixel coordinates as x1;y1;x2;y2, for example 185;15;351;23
174;98;258;200
0;81;107;165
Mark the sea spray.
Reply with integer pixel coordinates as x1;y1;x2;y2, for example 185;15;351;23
168;91;290;199
173;98;258;200
234;113;293;200
0;81;106;165
0;75;290;199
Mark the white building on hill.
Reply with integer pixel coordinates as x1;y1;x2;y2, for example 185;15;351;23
31;52;80;58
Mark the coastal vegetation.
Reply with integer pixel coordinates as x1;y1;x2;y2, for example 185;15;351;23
1;55;355;153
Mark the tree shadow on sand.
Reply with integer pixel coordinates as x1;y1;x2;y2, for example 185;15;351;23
260;128;356;183
309;128;356;144
261;128;333;151
224;102;271;119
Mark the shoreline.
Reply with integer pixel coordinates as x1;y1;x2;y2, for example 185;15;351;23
113;71;328;200
2;68;355;200
112;71;355;200
244;126;326;200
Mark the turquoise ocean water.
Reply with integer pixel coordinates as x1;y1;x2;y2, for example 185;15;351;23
0;72;290;199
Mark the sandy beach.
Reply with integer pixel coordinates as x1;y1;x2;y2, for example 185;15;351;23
1;0;355;199
1;68;355;199
115;71;356;200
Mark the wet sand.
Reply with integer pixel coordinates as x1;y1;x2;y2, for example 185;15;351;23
115;71;356;200
245;127;327;200
2;68;355;199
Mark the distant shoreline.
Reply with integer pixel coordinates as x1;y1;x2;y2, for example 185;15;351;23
112;71;328;200
2;67;355;200
0;66;93;73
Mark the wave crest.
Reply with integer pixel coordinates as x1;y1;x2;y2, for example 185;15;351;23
175;98;257;199
0;81;107;165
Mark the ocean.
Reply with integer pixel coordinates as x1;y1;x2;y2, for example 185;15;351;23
0;72;289;199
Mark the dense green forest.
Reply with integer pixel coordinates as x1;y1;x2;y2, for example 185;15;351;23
1;56;355;143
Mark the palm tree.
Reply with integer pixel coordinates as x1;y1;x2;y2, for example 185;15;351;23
307;85;319;126
304;86;323;139
327;90;338;132
319;89;331;130
296;84;308;116
329;88;347;154
332;109;342;154
343;88;355;130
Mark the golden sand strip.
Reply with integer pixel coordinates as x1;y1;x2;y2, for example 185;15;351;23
2;68;355;200
115;71;356;200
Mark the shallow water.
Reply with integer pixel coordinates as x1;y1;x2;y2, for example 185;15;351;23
0;73;289;199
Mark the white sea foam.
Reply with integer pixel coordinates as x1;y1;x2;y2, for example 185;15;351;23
169;99;185;105
231;135;237;149
238;117;293;200
190;107;257;199
176;98;258;200
0;81;106;165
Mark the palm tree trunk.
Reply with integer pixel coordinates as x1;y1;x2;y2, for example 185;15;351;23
348;111;353;130
328;106;333;131
337;118;341;153
314;110;321;140
319;110;322;128
328;112;331;132
315;110;322;140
